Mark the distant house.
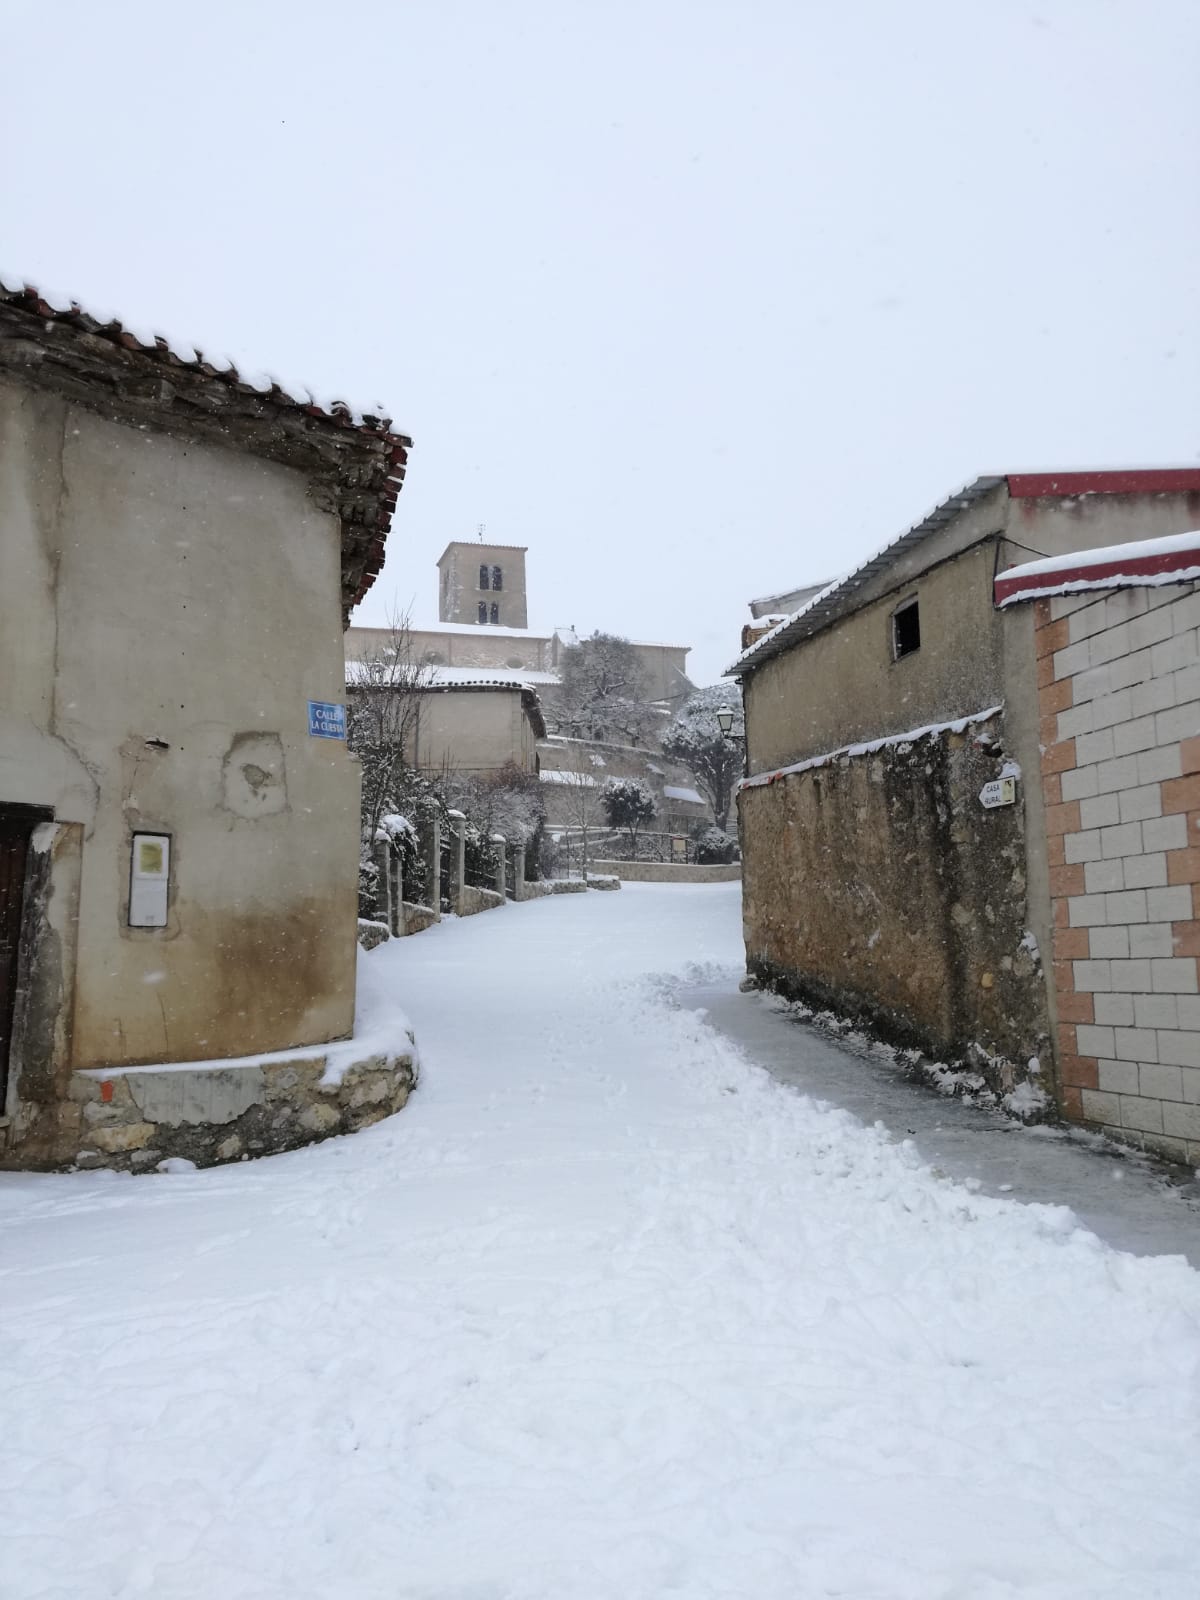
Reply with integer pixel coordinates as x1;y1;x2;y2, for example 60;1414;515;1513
732;470;1200;1159
0;280;412;1169
347;662;548;778
346;542;704;829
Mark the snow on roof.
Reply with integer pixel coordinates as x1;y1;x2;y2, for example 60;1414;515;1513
994;531;1200;606
348;663;559;690
729;477;1005;677
0;274;409;620
423;666;558;688
731;470;1200;679
662;785;704;805
539;769;598;787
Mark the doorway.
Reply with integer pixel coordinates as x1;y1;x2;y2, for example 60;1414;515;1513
0;806;45;1109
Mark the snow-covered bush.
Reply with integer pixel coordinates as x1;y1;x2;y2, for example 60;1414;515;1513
694;825;738;865
600;777;657;857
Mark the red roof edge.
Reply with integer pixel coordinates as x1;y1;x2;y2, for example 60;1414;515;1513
995;542;1200;606
1008;470;1200;499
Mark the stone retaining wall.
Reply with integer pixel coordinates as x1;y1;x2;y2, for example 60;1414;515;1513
10;1041;419;1173
590;860;742;884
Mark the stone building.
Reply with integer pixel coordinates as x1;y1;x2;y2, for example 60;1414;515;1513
732;470;1200;1156
347;540;692;711
0;280;414;1169
438;540;529;629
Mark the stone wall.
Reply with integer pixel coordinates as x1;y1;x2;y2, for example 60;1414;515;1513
457;884;505;917
9;1044;417;1172
590;860;740;884
1033;585;1200;1163
739;713;1049;1094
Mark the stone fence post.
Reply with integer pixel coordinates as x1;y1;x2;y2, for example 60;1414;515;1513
491;834;507;900
420;812;441;922
389;845;403;936
446;809;466;914
372;836;391;927
513;843;526;901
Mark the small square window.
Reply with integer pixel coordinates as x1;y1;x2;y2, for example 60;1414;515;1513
892;596;920;660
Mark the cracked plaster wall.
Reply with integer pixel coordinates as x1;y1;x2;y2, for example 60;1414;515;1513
0;376;360;1107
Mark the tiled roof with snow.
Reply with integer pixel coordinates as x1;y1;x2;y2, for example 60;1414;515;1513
662;785;704;805
539;769;598;787
0;274;410;620
994;531;1200;606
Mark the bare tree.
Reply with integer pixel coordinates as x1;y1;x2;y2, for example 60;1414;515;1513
346;611;435;850
551;745;604;880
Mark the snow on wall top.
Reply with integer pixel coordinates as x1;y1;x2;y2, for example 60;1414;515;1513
663;785;705;805
0;273;411;621
740;705;1004;791
994;530;1200;606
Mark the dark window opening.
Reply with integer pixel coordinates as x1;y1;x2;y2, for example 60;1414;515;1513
492;565;503;591
489;603;499;625
478;601;488;624
479;563;489;590
892;597;920;660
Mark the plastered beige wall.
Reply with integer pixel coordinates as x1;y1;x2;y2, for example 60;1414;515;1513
0;377;360;1076
413;689;538;775
743;540;1008;775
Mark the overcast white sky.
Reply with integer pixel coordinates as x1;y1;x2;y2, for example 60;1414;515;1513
4;1;1198;684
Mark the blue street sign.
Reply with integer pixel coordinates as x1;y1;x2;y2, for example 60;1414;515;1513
307;700;347;740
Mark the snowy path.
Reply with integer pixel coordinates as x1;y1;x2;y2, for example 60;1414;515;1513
2;883;1199;1599
683;978;1200;1268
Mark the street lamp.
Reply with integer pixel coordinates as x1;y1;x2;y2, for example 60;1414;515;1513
716;705;735;737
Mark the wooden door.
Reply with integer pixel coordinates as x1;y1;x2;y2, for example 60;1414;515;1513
0;809;36;1107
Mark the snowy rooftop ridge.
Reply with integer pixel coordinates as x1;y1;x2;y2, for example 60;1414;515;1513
0;273;410;620
731;469;1200;678
740;705;1004;791
994;531;1200;606
729;477;1004;677
0;271;401;432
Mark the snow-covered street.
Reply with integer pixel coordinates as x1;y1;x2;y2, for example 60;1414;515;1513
3;884;1199;1599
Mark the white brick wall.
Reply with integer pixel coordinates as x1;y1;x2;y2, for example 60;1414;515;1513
1041;583;1200;1165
